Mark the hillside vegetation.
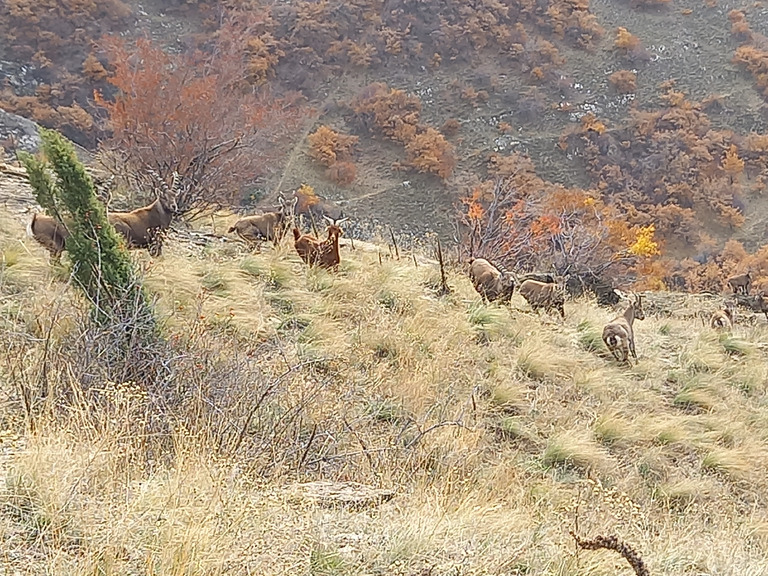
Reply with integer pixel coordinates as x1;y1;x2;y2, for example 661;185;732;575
2;181;768;574
4;0;768;267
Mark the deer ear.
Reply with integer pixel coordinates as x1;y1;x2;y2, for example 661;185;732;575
337;217;349;225
323;215;333;225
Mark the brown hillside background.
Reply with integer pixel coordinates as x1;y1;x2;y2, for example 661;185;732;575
3;0;768;287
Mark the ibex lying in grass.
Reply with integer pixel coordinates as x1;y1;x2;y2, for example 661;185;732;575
27;213;70;263
602;293;645;365
518;277;565;318
293;216;348;270
107;172;180;257
710;301;735;330
467;258;515;303
727;271;751;295
228;196;298;252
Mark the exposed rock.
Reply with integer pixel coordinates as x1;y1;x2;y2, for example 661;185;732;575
0;107;93;162
0;107;42;155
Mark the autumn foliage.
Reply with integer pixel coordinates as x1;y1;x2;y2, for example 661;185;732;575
729;12;768;101
558;86;764;249
307;126;358;165
461;153;662;288
609;70;638;94
351;83;456;180
95;33;304;213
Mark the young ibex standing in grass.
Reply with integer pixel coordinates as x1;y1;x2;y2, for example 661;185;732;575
228;195;297;252
108;172;180;257
518;277;566;318
467;257;516;303
710;301;736;330
602;293;645;365
27;213;70;263
727;271;752;295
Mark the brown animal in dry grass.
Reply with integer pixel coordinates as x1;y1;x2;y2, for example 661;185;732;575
754;291;768;321
228;196;297;252
315;216;347;270
292;227;323;266
727;271;752;295
27;213;70;263
602;293;645;365
293;216;348;270
710;301;735;330
518;278;565;318
467;257;515;303
107;173;180;257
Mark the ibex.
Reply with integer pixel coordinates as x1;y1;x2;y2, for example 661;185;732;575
108;172;180;257
467;258;515;303
602;293;645;365
518;277;566;318
27;213;70;263
752;291;768;321
519;272;556;284
710;301;735;330
293;216;348;270
727;271;751;295
315;216;347;270
228;196;298;252
292;227;322;266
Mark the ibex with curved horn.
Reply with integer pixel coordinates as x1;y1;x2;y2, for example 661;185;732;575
602;293;645;365
467;258;515;303
107;171;180;257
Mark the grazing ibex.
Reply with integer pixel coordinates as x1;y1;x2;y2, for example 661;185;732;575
710;301;735;330
228;195;298;252
602;293;645;365
292;216;348;270
727;271;752;295
518;277;565;318
27;213;70;263
108;172;180;257
467;258;515;303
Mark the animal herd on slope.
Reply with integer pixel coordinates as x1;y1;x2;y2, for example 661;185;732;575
23;182;768;367
27;184;349;272
467;256;768;366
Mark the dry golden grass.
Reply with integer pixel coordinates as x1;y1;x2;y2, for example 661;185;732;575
3;206;768;574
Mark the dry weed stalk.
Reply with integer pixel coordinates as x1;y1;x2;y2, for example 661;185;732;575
570;532;650;576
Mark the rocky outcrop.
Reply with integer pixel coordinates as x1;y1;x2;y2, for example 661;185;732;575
0;107;42;154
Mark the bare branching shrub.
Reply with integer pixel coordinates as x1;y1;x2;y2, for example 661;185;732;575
95;29;305;216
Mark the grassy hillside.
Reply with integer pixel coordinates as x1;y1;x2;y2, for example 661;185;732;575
2;190;768;574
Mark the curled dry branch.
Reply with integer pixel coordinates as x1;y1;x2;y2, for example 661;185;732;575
570;532;650;576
